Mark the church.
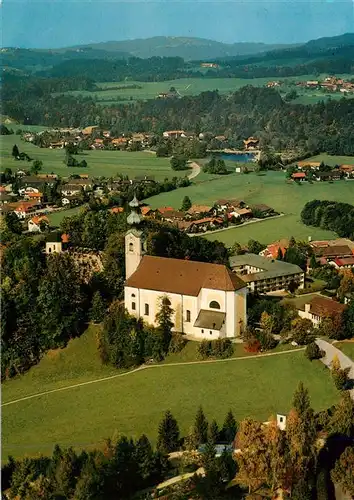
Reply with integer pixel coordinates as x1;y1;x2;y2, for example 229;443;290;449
124;197;248;340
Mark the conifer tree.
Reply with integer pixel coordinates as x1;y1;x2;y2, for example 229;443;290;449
12;144;19;158
155;296;174;353
181;195;192;212
193;406;208;446
156;410;180;454
222;410;237;443
90;291;106;323
208;419;219;444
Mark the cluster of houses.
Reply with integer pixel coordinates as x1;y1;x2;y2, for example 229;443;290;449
290;161;354;181
140;199;277;234
22;126;259;153
296;76;354;93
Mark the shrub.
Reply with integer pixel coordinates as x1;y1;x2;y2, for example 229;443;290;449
305;342;324;361
244;338;261;353
197;340;211;359
332;368;349;390
211;338;233;358
258;331;277;351
169;333;187;354
197;339;233;359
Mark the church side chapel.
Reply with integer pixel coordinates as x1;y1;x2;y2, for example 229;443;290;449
124;197;248;339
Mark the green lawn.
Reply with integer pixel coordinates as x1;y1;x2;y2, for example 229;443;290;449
336;342;354;360
300;154;354;166
2;327;338;459
48;206;85;226
146;170;354;245
0;135;187;180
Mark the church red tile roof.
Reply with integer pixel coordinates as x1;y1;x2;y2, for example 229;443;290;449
125;255;246;296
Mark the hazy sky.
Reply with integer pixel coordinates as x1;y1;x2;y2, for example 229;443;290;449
2;0;354;48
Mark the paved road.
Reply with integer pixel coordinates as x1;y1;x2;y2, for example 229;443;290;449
2;348;302;408
315;339;354;399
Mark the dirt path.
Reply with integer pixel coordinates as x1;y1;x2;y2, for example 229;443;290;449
2;348;302;408
188;161;201;180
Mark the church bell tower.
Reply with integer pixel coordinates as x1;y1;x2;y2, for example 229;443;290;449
125;196;145;279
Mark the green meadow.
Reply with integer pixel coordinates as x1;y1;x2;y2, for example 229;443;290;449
0;135;186;180
2;327;338;459
58;74;354;105
146;169;354;245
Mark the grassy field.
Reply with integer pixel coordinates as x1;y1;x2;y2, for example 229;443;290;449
0;135;186;180
336;341;354;360
2;327;338;459
299;154;354;166
146;170;354;245
48;206;84;226
57;74;354;105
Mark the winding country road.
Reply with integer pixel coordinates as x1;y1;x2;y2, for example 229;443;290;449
188;161;201;179
2;348;301;408
315;339;354;400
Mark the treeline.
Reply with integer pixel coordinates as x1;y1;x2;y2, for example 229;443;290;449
301;200;354;239
4;84;354;155
3;386;354;499
45;56;188;82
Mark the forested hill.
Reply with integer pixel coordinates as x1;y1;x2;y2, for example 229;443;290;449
4;83;354;155
2;33;353;79
67;36;292;60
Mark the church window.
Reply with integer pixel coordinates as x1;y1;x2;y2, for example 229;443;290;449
48;247;52;253
129;242;134;252
144;303;149;316
201;329;204;333
186;310;191;322
132;293;136;298
210;331;212;335
209;300;220;310
132;302;136;310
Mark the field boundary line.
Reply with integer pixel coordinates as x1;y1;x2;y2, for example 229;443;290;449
2;348;303;408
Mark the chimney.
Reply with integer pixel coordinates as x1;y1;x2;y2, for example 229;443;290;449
305;303;310;313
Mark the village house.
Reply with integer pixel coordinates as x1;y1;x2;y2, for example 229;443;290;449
81;126;99;136
297;295;347;327
186;205;215;218
251;204;276;217
111;137;128;149
24;191;43;203
228;207;253;220
313;244;354;264
187;217;224;233
91;138;105;150
243;137;259;150
230;253;305;294
339;164;354;178
163;130;186;139
329;257;354;270
0;192;13;204
291;172;307;182
124;198;248;339
28;215;49;233
313;171;341;181
297;161;321;171
61;185;82;197
62;194;81;206
13;201;40;219
109;206;124;214
260;239;289;259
